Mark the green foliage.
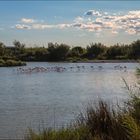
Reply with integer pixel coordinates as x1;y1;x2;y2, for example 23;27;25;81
26;126;93;140
0;42;5;56
0;59;26;67
121;115;140;140
66;57;83;62
127;95;140;124
5;59;26;66
86;43;106;59
136;68;140;75
106;44;130;59
13;40;25;49
129;40;140;59
77;101;130;140
69;46;85;58
25;93;140;140
47;43;70;61
0;59;5;66
0;40;140;62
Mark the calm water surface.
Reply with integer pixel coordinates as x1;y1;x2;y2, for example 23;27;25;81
0;62;139;138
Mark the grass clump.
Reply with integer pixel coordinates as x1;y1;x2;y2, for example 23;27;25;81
26;126;92;140
25;96;140;140
0;59;5;66
136;68;140;75
0;59;26;67
25;68;140;140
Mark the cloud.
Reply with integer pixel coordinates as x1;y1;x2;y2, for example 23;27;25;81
15;23;72;30
14;10;140;35
83;10;140;34
21;18;35;24
32;24;54;29
74;16;84;23
15;24;31;29
126;28;137;35
85;10;102;16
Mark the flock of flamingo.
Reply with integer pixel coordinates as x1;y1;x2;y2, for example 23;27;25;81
15;65;127;74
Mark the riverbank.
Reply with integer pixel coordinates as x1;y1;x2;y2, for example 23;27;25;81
40;59;138;63
25;59;139;63
67;59;138;63
25;66;140;140
0;59;26;67
0;59;138;67
26;95;140;140
0;62;138;138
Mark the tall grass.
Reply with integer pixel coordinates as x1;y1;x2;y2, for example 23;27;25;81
25;69;140;140
136;68;140;76
25;96;140;140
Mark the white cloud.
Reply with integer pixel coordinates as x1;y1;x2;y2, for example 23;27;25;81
85;10;102;16
126;28;137;35
32;24;54;29
15;24;31;29
74;16;84;23
82;10;140;34
21;18;35;24
14;10;140;35
15;23;72;30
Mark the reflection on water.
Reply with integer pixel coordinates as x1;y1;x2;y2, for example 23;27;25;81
0;62;139;138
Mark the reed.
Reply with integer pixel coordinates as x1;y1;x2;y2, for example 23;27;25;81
25;68;140;140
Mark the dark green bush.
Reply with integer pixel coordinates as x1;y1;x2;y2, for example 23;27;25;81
0;59;26;67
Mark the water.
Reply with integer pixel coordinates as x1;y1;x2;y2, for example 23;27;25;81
0;62;139;138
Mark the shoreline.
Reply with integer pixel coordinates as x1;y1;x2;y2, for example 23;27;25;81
26;60;139;63
75;60;138;63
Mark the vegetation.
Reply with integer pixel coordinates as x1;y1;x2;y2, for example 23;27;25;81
25;71;140;140
0;59;26;67
0;41;26;66
136;68;140;75
25;97;140;140
0;40;140;62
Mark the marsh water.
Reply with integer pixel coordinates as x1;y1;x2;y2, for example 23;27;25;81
0;62;139;138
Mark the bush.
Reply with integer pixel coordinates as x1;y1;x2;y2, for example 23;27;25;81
25;97;140;140
0;59;26;67
25;66;140;140
0;59;5;66
77;101;131;140
67;57;82;62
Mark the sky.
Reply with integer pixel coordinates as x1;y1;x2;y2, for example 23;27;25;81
0;1;140;47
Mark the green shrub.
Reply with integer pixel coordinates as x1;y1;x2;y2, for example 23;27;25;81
0;59;26;67
67;57;82;62
121;115;140;140
25;127;93;140
25;69;140;140
0;59;5;66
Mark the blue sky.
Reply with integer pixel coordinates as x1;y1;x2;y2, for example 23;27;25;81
0;1;140;47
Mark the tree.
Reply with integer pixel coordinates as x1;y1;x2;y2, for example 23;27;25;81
13;40;25;48
0;42;5;56
13;40;25;57
129;40;140;59
34;47;48;61
70;46;85;57
86;43;106;59
47;43;70;61
106;44;122;59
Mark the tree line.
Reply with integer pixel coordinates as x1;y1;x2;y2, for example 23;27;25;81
0;40;140;62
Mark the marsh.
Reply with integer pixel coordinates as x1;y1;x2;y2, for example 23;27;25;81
0;62;139;138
